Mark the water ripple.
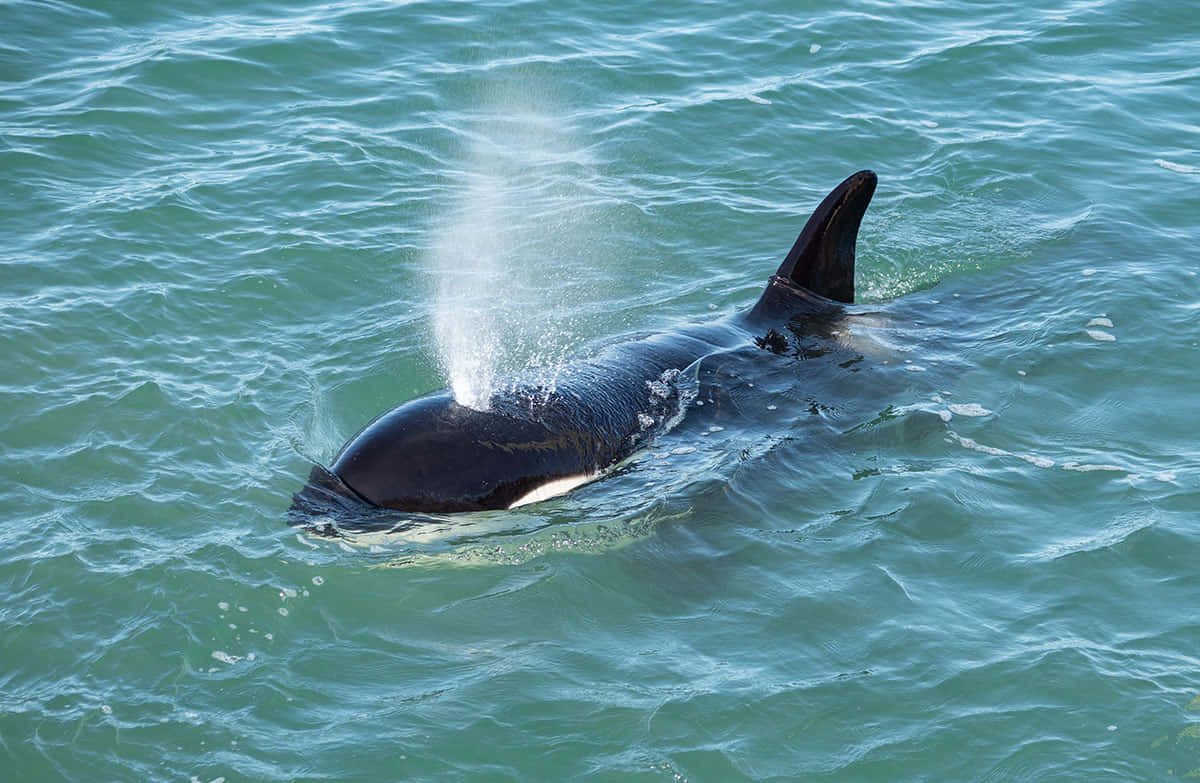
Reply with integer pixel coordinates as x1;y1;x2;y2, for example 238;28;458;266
3;0;1200;779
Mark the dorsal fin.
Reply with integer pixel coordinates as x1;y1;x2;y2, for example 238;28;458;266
775;170;877;303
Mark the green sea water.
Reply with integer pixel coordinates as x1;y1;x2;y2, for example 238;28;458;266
3;0;1200;780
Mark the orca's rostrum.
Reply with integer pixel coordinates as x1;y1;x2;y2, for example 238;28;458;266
293;170;878;516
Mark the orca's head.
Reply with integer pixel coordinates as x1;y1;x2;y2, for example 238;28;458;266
294;391;595;516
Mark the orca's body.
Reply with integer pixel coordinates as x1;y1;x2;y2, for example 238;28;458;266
292;170;878;516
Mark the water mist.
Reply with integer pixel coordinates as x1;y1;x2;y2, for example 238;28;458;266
429;106;601;411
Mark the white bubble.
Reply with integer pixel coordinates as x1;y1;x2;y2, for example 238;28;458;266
101;704;112;715
217;602;229;612
948;403;992;417
809;43;821;53
278;607;289;617
312;576;325;586
1020;454;1055;469
766;404;778;411
949;432;1008;458
1081;268;1097;276
1063;462;1125;473
212;651;240;665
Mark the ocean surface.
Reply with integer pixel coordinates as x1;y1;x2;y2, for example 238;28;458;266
3;0;1199;779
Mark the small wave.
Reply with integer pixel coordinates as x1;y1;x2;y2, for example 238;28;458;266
1155;158;1200;175
1022;512;1154;561
350;503;692;568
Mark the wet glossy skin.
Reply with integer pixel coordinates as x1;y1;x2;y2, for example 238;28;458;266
324;317;758;512
291;171;876;517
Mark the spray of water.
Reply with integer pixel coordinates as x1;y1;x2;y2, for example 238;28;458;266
431;175;508;410
430;103;600;411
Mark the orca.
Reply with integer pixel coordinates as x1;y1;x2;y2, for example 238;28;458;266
291;170;878;518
